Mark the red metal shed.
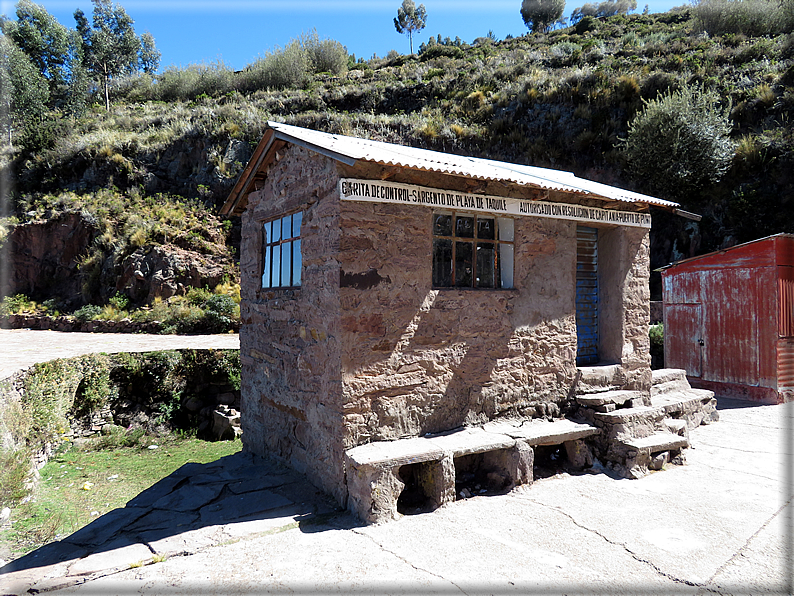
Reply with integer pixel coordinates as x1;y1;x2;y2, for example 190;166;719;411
662;233;794;403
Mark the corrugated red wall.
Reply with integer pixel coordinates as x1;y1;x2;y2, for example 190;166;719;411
662;234;794;403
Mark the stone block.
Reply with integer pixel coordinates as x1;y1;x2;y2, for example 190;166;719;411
345;459;406;525
563;439;593;469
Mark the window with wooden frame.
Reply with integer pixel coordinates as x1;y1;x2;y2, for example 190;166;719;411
432;212;514;289
262;212;302;289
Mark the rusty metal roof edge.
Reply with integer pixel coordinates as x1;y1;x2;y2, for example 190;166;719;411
658;232;794;272
266;121;678;209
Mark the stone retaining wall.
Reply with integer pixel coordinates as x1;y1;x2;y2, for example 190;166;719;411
1;314;164;334
0;314;239;334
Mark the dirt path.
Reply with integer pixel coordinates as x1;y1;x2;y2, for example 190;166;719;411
0;329;240;380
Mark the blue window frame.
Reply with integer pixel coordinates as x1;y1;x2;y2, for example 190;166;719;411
262;212;302;288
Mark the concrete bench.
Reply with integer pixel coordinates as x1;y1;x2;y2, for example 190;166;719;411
345;419;599;524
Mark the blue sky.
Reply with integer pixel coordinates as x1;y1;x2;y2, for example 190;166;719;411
2;0;685;71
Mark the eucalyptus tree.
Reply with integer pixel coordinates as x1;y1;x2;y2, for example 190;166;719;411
0;35;49;146
1;0;70;104
75;0;160;111
520;0;566;33
394;0;427;54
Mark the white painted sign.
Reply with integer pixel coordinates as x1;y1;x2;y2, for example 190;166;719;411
339;178;651;228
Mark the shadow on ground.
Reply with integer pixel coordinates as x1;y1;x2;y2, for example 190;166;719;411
715;396;778;410
0;451;355;579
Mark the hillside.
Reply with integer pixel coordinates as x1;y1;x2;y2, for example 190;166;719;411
2;8;793;312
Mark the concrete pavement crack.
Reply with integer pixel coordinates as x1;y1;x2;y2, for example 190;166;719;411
692;462;779;483
522;497;702;588
701;498;792;595
351;528;469;595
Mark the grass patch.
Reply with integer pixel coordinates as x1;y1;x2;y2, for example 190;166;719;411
1;435;242;556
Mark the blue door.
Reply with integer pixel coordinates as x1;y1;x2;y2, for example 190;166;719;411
576;226;599;365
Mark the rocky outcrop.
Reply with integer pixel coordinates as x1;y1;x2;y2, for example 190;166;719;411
7;212;97;304
118;244;232;303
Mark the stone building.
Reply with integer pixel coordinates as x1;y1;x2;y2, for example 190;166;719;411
221;122;717;523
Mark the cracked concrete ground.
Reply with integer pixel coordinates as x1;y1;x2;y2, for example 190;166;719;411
1;397;790;595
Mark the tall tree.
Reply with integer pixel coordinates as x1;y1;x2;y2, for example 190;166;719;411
1;0;70;101
394;0;427;54
0;35;49;146
138;31;160;74
75;0;159;110
520;0;566;33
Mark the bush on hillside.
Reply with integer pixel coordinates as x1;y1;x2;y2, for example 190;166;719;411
622;84;734;198
156;62;235;102
419;44;465;60
693;0;790;36
301;30;349;75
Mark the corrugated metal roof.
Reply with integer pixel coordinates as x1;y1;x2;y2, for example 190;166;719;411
658;233;794;271
267;121;679;209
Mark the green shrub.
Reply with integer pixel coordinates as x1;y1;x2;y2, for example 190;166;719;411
73;304;102;322
0;294;34;315
622;84;734;198
109;292;130;311
202;294;237;334
21;359;83;443
0;448;32;508
301;30;349;75
238;41;310;93
693;0;789;36
72;354;115;416
649;323;664;369
155;62;234;101
420;44;465;61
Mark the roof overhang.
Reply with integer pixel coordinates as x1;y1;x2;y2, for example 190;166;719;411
220;121;681;217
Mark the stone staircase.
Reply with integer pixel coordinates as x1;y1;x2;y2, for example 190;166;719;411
574;366;718;479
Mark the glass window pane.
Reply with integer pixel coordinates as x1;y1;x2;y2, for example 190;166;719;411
282;215;291;242
292;211;302;239
281;240;291;286
292;239;302;286
455;216;475;238
262;244;272;288
271;218;281;242
477;217;495;240
433;239;453;287
455;241;473;287
433;214;453;237
263;221;272;245
271;244;281;287
500;244;514;289
498;217;514;242
476;242;496;288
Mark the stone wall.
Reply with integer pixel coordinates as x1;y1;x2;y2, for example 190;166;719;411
238;145;346;503
338;201;580;449
1;314;164;334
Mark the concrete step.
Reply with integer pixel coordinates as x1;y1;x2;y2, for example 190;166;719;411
617;431;690;478
576;364;624;394
651;389;719;429
592;404;667;442
482;418;599;446
577;390;643;410
593;404;666;426
651;368;691;397
622;431;689;454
